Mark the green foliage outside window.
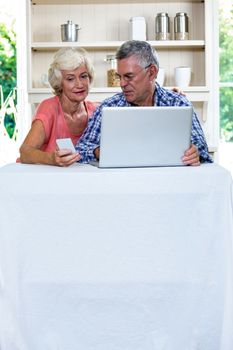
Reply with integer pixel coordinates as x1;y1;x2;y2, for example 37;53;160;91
219;6;233;142
0;22;17;139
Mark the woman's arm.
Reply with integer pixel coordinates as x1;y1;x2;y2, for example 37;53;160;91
19;120;79;166
19;120;55;164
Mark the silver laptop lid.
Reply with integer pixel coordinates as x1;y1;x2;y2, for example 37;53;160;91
99;106;193;168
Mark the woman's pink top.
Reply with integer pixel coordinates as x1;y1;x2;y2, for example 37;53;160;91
33;95;96;152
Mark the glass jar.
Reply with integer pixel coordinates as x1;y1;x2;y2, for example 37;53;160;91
106;55;120;87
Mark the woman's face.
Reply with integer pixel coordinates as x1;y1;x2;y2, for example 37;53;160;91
60;64;90;103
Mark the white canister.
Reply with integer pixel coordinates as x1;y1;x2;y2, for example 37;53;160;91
174;66;191;89
129;17;147;41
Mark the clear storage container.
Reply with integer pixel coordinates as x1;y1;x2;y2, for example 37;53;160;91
106;55;120;87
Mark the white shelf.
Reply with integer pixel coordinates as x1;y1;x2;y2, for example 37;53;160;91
28;86;210;104
31;40;205;51
32;0;204;4
29;86;210;93
208;146;217;153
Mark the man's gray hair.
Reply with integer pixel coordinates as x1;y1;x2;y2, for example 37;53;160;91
116;40;159;69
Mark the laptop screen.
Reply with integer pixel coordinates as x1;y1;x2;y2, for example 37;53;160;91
98;106;193;168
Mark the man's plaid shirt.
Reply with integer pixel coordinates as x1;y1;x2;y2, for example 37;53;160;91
76;84;213;164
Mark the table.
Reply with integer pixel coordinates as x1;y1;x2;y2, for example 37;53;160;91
0;163;233;350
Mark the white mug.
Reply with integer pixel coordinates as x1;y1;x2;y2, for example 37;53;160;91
174;66;191;89
156;68;165;86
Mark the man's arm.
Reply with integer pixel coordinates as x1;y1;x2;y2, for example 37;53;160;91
75;106;102;163
157;88;213;163
172;94;212;163
190;110;213;163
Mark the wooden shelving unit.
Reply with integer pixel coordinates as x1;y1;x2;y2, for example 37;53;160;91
26;0;219;154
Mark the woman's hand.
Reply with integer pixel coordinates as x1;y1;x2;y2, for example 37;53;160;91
54;149;81;167
172;87;186;96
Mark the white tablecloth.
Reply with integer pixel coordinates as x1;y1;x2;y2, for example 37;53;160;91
0;163;233;350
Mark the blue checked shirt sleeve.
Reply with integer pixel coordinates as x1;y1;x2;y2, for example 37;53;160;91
75;106;102;163
75;93;128;163
190;110;213;163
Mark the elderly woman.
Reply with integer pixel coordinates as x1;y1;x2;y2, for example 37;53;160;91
19;47;98;166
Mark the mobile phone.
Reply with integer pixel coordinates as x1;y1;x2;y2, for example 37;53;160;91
56;138;76;153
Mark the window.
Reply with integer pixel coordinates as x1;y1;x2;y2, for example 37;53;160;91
219;0;233;174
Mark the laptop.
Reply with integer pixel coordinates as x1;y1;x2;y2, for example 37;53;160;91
94;106;193;168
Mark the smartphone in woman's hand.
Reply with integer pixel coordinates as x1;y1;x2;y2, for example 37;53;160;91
56;138;76;153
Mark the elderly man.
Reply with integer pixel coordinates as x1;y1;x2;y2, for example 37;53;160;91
76;40;212;165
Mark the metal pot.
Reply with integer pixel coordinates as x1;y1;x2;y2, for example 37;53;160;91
61;20;81;42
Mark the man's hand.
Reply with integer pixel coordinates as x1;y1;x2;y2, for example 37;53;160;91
182;144;200;166
94;147;100;160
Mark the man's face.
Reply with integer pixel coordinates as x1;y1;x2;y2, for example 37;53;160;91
116;55;157;106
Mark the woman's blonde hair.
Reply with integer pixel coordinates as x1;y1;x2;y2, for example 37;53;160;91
48;47;94;96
